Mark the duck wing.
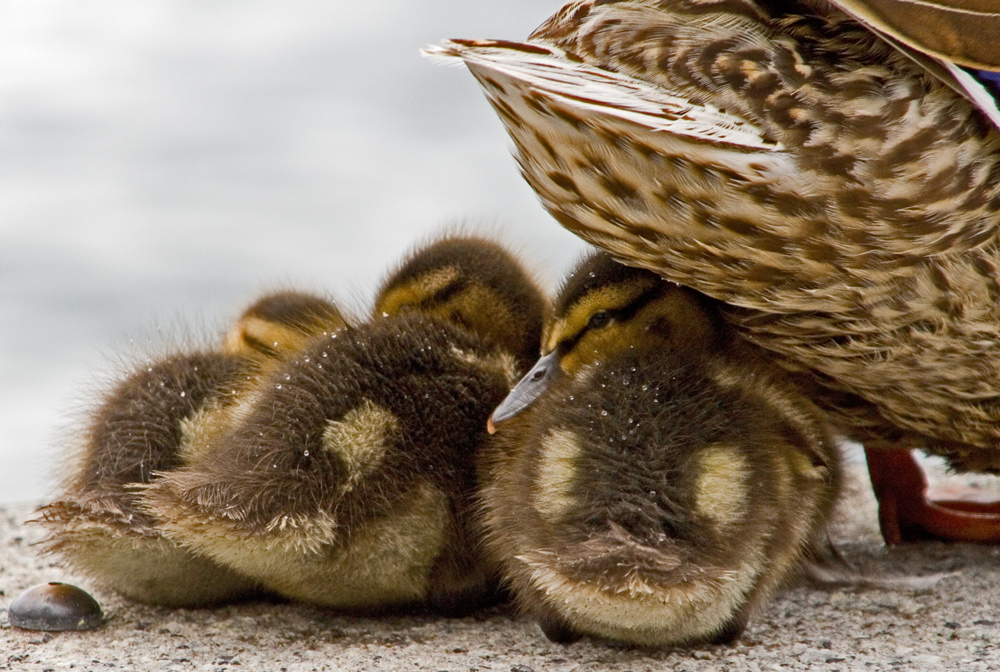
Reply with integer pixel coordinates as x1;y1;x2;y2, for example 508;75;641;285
827;0;1000;70
826;0;1000;126
428;9;1000;310
428;0;1000;452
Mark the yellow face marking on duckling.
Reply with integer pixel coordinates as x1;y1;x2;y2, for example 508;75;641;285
224;315;306;358
553;289;718;377
435;283;522;354
224;293;346;360
376;266;461;316
532;429;582;518
322;400;399;489
378;266;526;357
492;276;721;429
543;278;658;354
694;445;748;529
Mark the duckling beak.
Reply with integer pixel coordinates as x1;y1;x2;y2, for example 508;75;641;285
488;350;560;433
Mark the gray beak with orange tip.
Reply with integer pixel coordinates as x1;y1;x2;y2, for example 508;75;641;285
487;350;561;434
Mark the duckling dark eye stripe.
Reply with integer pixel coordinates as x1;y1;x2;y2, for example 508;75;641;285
241;333;280;357
560;283;664;353
615;283;664;322
419;277;469;310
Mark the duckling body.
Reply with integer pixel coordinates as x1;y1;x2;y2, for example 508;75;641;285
484;253;840;646
145;237;546;613
39;291;347;606
432;0;1000;542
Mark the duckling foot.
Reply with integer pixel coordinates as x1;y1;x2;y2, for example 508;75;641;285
709;613;747;646
537;615;583;644
864;448;1000;544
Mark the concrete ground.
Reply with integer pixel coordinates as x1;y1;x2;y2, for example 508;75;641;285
2;461;1000;672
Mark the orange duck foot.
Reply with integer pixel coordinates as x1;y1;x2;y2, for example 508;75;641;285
864;448;1000;545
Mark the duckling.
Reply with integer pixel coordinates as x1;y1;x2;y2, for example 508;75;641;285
226;290;350;361
37;291;347;606
483;253;841;647
143;236;547;614
430;0;1000;544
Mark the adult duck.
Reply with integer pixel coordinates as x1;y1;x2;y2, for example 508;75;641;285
429;0;1000;544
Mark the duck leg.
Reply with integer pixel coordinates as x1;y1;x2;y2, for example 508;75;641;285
864;448;1000;544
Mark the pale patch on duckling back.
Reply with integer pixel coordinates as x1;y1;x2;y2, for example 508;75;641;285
693;445;748;529
322;399;398;489
176;400;229;465
532;429;582;519
175;385;267;465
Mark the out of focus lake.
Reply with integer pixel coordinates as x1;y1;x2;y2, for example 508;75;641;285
0;0;589;503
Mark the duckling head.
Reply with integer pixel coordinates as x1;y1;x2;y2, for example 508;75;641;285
489;252;722;430
224;290;347;360
374;235;547;370
482;253;840;646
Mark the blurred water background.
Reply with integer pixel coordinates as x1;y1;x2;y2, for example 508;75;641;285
0;0;590;503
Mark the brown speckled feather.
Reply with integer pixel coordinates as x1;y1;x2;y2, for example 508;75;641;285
429;0;1000;468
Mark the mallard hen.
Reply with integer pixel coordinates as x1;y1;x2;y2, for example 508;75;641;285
483;252;840;646
429;0;1000;543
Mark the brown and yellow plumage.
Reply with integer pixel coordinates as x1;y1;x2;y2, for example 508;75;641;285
37;291;348;606
430;0;1000;540
484;253;840;646
142;236;547;613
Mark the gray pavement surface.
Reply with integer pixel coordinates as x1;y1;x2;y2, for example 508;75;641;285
2;462;1000;671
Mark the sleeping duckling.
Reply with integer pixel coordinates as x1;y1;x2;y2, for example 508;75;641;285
226;290;350;361
144;236;547;615
38;291;347;606
484;253;841;647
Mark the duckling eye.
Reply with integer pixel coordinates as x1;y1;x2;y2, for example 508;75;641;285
587;312;611;329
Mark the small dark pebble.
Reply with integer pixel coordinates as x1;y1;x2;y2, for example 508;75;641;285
8;582;103;631
511;666;535;672
945;622;961;629
974;620;996;627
